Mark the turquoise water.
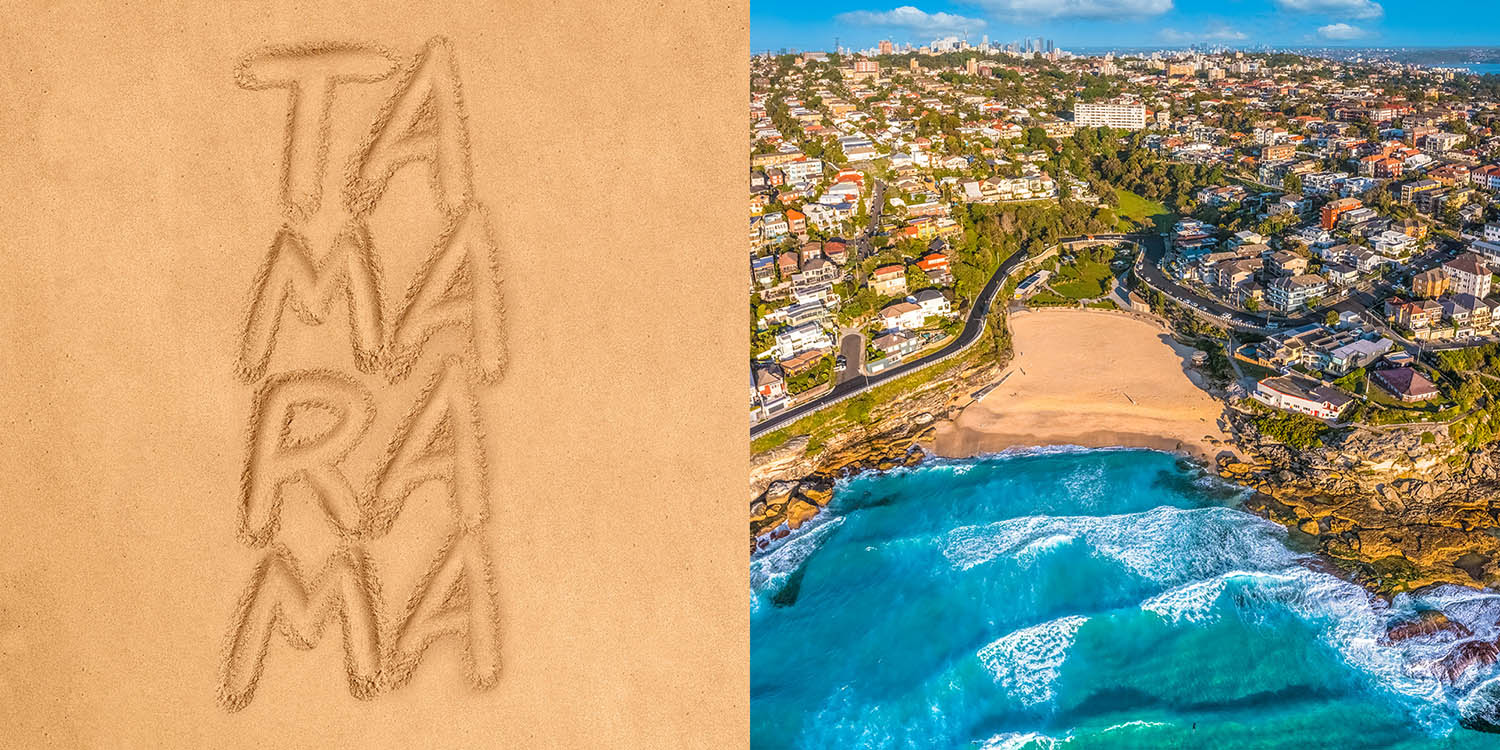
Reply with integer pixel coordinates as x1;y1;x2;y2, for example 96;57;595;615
1456;64;1500;76
751;449;1500;749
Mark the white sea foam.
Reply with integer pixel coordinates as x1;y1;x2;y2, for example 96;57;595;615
1017;533;1078;562
976;731;1061;750
1061;461;1107;505
942;505;1291;582
977;615;1089;706
1139;563;1460;732
750;516;844;604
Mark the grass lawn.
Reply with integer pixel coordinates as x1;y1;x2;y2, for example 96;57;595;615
1050;256;1115;300
1114;188;1173;234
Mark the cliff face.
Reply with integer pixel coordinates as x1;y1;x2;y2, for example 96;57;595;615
749;354;1003;554
1219;409;1500;595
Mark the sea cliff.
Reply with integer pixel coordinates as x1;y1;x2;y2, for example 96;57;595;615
1219;408;1500;595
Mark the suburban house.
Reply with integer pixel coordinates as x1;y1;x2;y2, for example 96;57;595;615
913;288;954;319
871;265;908;297
1253;375;1353;420
871;330;921;359
1393;298;1443;333
779;349;825;377
878;301;927;331
1265;250;1308;277
753;366;786;402
916;252;953;285
793;257;839;286
1323;263;1358;287
751;255;776;286
771;321;832;361
1371;367;1440;402
824;239;849;264
785;208;807;236
777;251;799;279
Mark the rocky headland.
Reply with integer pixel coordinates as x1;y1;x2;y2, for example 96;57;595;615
1218;407;1500;595
750;352;1002;555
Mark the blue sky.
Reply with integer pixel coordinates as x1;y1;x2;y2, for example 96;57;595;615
751;0;1500;52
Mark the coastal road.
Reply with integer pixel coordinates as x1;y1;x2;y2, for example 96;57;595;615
755;231;1363;439
1133;234;1378;332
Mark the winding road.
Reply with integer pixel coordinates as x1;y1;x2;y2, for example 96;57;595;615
751;235;1101;439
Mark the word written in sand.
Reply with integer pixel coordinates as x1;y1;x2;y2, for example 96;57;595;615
218;38;505;712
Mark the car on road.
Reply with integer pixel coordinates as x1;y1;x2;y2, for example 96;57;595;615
834;355;847;372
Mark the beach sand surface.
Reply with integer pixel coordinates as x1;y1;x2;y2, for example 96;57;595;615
931;309;1235;463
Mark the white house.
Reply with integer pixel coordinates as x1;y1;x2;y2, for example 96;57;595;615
1253;375;1352;420
912;288;953;319
772;321;832;361
878;301;927;331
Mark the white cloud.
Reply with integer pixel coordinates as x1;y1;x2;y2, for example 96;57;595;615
1275;0;1383;20
836;6;987;33
1160;25;1248;43
966;0;1173;20
1317;22;1368;40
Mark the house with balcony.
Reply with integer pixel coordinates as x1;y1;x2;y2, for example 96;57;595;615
1266;274;1327;312
871;265;908;297
878;301;927;332
1253;374;1353;420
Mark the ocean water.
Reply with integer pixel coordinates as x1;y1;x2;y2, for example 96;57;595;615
751;449;1500;749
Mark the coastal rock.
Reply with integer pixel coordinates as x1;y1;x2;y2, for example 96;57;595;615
1437;639;1500;684
783;499;821;531
1381;610;1473;645
750;352;1005;554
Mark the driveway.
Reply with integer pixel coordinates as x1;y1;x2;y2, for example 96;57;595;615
837;331;865;384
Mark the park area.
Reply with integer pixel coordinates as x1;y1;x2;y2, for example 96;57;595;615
1114;188;1173;233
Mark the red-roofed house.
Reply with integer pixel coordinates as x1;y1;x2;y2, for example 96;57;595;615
1372;367;1439;402
871;265;908;297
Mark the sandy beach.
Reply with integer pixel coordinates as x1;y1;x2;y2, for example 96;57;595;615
931;308;1236;463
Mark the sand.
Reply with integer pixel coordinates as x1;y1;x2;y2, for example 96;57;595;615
0;3;748;748
931;309;1235;464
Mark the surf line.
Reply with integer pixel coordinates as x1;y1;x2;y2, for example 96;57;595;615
217;38;506;712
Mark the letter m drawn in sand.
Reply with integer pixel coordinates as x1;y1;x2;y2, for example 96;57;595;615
219;38;505;712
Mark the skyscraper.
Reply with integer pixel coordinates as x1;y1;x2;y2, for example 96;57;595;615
878;40;893;55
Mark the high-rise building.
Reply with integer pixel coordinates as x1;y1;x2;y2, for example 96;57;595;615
878;40;893;55
1073;102;1148;130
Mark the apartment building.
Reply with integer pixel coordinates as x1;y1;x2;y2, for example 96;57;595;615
1073;102;1147;130
1444;253;1492;299
1267;274;1328;311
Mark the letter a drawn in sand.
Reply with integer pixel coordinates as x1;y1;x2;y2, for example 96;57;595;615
220;38;504;712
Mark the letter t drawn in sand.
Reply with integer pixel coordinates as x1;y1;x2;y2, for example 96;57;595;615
219;37;505;712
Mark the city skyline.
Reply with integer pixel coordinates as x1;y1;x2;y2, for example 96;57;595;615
751;1;1500;54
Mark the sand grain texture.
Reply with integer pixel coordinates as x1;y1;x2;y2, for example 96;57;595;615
0;2;748;747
